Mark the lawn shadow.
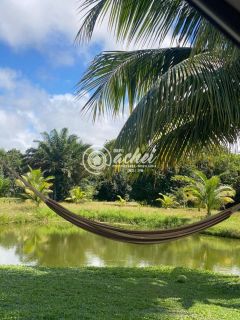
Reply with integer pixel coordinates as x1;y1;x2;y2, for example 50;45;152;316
0;266;239;319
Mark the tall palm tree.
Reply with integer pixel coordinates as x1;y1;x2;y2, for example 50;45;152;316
76;0;240;167
25;128;90;201
173;170;235;215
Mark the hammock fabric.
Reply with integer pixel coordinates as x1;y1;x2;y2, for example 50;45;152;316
2;161;240;244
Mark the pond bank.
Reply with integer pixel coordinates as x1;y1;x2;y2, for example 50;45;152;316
0;201;240;239
0;266;239;319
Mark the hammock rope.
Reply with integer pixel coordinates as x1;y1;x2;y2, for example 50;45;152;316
1;160;239;244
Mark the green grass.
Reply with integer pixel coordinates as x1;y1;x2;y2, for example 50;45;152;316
0;266;239;319
1;200;240;239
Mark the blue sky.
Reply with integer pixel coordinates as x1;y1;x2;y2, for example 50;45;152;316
0;0;174;151
0;0;129;151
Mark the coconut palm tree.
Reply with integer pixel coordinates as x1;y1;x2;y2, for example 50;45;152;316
156;193;179;209
25;128;91;201
76;0;240;166
173;170;235;216
65;187;87;203
16;167;54;206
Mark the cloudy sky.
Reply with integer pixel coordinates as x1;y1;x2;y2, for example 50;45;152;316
0;0;133;151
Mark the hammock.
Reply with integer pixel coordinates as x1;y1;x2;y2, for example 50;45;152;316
2;161;239;244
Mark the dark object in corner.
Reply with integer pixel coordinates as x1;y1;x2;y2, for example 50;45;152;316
187;0;240;47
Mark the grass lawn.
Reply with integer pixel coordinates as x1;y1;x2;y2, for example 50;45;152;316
0;266;239;319
1;199;240;239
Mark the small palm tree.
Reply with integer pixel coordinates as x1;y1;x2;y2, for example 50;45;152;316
156;193;179;209
173;170;235;216
116;195;127;206
16;167;54;206
65;187;86;204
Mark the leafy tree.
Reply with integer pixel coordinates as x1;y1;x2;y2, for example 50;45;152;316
173;170;235;216
0;149;24;196
130;170;175;204
16;167;54;206
95;172;132;201
191;151;240;204
76;0;240;167
25;128;90;201
171;188;189;208
0;176;10;197
78;177;97;199
156;193;179;209
65;187;87;203
82;149;240;206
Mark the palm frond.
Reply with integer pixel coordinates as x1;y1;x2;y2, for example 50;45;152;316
76;0;236;53
115;53;240;166
77;47;191;118
76;0;240;167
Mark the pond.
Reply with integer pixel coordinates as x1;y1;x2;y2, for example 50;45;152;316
0;223;240;275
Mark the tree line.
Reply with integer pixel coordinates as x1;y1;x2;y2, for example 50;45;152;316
0;128;240;213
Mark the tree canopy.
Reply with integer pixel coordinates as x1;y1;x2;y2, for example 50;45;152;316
76;0;240;167
24;128;90;201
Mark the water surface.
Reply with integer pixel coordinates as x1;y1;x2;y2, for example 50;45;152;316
0;224;240;275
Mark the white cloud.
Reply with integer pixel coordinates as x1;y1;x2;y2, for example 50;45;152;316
0;0;172;52
0;68;19;90
0;3;174;151
48;50;76;67
0;68;127;151
0;0;119;50
0;0;78;48
0;0;83;67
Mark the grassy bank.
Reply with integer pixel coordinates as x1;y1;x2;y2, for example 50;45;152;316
1;200;240;239
0;266;239;319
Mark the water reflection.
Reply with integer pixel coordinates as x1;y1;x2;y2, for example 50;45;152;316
0;224;240;274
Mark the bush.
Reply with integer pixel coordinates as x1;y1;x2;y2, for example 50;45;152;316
0;176;10;197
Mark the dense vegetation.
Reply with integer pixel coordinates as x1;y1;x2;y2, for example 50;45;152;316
1;129;240;215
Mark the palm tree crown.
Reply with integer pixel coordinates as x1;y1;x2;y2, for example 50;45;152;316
25;128;90;200
173;170;235;215
16;167;54;206
76;0;240;166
